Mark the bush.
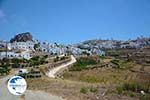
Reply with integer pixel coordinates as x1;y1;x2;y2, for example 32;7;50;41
111;59;119;66
140;94;150;100
90;87;98;93
29;56;48;66
80;87;88;94
60;56;65;60
111;59;132;69
30;56;40;61
0;64;11;75
116;86;123;94
122;82;150;93
54;56;59;62
12;63;20;68
116;82;150;96
11;58;24;63
99;55;105;59
34;43;40;50
43;55;48;58
128;92;135;97
70;57;98;71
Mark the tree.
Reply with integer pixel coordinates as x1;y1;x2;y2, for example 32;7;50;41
34;43;40;50
0;64;11;75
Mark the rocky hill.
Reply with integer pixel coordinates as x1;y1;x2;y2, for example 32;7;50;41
10;32;33;43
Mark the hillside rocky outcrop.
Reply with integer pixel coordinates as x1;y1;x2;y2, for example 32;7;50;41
10;32;33;43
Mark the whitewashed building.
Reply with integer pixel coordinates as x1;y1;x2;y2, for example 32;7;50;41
18;69;29;74
0;51;31;60
10;41;35;51
40;42;66;55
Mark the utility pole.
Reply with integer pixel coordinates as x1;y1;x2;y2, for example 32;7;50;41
6;41;8;60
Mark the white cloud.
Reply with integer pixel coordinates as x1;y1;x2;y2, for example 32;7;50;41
0;9;5;18
0;9;8;23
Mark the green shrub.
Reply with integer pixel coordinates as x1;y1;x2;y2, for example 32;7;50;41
111;59;132;69
80;87;88;94
0;64;11;75
122;82;150;93
116;86;123;94
28;56;48;66
90;87;98;93
30;56;40;61
70;57;98;71
99;55;105;59
111;59;119;66
54;56;59;62
116;82;150;96
128;92;135;97
140;94;150;100
34;43;40;50
43;55;48;58
11;58;24;63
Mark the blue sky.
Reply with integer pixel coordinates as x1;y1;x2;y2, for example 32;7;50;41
0;0;150;44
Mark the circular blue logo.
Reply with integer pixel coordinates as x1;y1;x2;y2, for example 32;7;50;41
7;76;27;95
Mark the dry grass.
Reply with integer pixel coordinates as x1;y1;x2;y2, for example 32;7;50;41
26;55;150;100
63;67;133;84
26;77;102;100
26;76;136;100
27;76;141;100
144;66;150;73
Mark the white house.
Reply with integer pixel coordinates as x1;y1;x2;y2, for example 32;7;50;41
40;42;66;55
18;69;28;74
11;41;35;51
0;51;31;60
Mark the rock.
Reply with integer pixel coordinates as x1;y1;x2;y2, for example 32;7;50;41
141;90;145;95
10;32;33;43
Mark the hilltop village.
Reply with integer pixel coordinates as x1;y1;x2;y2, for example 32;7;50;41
0;32;150;60
0;32;105;60
0;32;150;100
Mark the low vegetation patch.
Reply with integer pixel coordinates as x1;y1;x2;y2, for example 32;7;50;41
54;56;70;62
116;81;150;99
79;75;101;83
69;56;100;71
11;56;48;68
110;59;133;69
80;86;98;94
80;87;88;94
89;86;98;93
0;64;11;75
63;67;128;84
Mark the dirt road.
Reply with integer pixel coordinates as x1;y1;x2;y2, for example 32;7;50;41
46;55;76;78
